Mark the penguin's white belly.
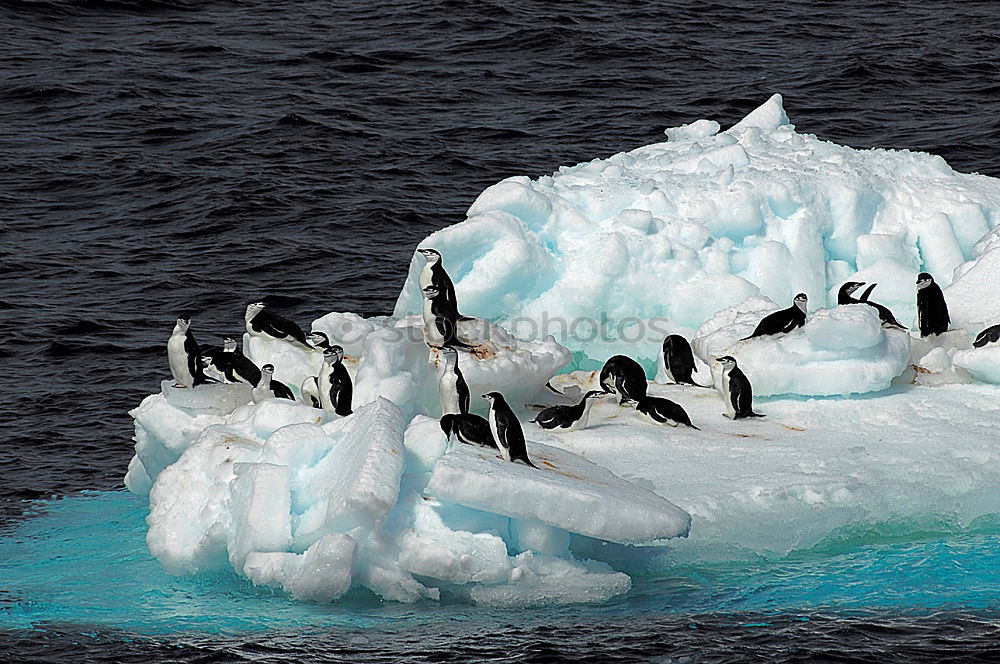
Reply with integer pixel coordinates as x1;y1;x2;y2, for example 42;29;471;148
422;300;445;345
720;372;736;418
565;401;595;432
167;334;192;385
488;409;510;461
301;376;320;408
438;372;461;416
419;266;432;293
251;385;268;404
317;366;335;411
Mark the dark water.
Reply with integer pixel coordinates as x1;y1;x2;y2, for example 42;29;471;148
3;0;1000;660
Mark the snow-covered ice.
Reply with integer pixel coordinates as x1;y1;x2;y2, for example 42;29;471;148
393;93;1000;369
126;95;1000;607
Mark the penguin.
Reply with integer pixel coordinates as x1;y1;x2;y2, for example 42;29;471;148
973;324;1000;348
252;364;294;403
634;395;699;429
417;247;473;321
440;413;496;449
838;281;875;304
716;356;763;419
167;314;211;388
421;285;475;350
599;355;648;405
211;337;261;386
301;376;321;408
482;392;536;467
916;273;949;337
245;302;313;351
662;335;705;387
837;282;905;329
532;390;604;432
743;293;808;339
307;331;333;351
436;346;470;416
317;346;353;416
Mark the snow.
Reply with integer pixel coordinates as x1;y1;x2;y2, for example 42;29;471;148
126;95;1000;608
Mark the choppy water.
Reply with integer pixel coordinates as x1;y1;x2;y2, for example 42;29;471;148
3;0;1000;660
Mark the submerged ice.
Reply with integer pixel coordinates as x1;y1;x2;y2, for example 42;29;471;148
127;95;1000;607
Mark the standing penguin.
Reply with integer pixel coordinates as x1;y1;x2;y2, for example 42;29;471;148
599;355;648;405
436;346;470;416
532;390;604;432
421;285;474;350
252;364;294;403
245;302;313;351
317;346;353;416
916;273;949;337
440;413;496;449
417;248;473;321
662;335;704;386
716;356;763;419
634;395;699;429
743;294;808;339
483;392;536;467
838;282;905;329
167;314;211;388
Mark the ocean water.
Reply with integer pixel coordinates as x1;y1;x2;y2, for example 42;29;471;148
3;0;1000;661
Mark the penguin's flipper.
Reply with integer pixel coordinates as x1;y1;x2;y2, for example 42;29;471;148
859;283;877;302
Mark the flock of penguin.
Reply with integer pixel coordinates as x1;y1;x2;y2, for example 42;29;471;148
167;247;998;470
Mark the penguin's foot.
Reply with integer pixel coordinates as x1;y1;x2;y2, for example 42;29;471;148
608;404;626;419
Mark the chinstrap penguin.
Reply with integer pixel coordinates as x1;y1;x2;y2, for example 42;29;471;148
483;392;536;467
307;331;333;351
167;314;212;388
245;302;313;351
317;345;353;416
916;272;949;337
716;355;763;419
838;282;905;329
252;364;294;403
662;335;705;387
440;413;496;448
417;247;473;321
973;323;1000;348
743;293;808;339
599;355;648;405
532;390;604;432
421;285;474;350
210;337;261;386
436;346;470;416
634;395;699;429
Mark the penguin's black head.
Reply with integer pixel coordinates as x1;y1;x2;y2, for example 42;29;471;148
261;364;275;373
422;285;440;299
177;313;191;323
417;248;441;261
584;390;605;399
916;273;934;288
794;293;807;303
482;392;501;401
308;331;329;347
717;355;737;367
440;346;458;356
841;282;864;295
223;337;237;350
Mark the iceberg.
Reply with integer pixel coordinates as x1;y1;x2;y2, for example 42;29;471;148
392;94;1000;370
126;95;1000;608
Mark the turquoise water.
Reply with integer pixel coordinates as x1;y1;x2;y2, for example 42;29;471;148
1;491;997;637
